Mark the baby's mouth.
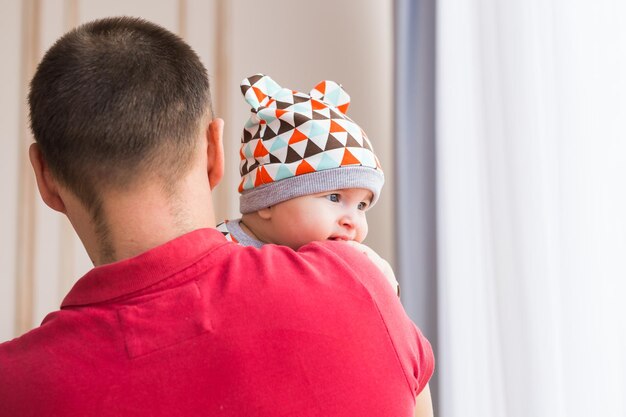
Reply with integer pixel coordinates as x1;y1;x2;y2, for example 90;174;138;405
328;236;350;241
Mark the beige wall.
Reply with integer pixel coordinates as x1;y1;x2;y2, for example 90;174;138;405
0;0;394;340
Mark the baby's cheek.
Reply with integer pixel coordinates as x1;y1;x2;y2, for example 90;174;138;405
295;218;327;242
357;219;369;242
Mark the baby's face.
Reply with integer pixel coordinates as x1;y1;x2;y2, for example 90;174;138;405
265;188;373;250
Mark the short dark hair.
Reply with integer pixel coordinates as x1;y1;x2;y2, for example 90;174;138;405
29;16;211;214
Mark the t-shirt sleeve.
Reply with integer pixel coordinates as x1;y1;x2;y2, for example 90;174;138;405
413;322;435;395
300;241;435;397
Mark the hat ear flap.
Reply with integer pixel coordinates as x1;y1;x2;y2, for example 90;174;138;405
310;80;351;114
240;74;283;111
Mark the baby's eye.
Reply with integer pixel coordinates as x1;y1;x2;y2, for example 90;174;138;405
326;193;340;203
358;201;369;211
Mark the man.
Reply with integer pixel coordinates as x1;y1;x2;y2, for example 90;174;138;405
0;17;434;416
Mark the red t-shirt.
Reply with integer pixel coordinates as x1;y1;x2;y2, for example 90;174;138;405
0;228;433;417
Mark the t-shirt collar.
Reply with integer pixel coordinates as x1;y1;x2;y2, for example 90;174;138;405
61;228;228;308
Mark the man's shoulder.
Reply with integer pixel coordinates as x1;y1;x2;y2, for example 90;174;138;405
233;239;379;283
297;241;394;292
208;239;383;307
221;238;358;268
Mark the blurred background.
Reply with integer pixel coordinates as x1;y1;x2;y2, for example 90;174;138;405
1;1;625;416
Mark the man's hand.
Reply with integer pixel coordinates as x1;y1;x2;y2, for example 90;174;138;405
344;241;400;296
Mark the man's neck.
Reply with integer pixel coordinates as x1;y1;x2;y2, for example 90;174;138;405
67;176;216;266
105;181;214;265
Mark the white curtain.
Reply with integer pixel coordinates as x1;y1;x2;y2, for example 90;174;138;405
437;1;626;416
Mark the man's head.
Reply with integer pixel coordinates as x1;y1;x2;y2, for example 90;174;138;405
29;16;212;216
27;17;223;264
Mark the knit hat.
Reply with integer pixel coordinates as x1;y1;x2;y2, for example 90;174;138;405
238;74;384;214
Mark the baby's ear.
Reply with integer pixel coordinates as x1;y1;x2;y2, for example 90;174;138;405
257;206;272;220
240;74;282;111
309;80;351;114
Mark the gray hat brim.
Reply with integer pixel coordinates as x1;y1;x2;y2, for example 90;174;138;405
239;166;384;214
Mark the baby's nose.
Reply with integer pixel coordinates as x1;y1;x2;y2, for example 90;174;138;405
339;212;356;228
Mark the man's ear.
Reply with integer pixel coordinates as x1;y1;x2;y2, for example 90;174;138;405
28;143;66;213
207;118;224;190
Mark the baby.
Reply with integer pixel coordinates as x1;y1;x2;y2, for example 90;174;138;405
217;74;397;293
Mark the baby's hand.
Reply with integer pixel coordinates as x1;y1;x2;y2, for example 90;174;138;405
344;241;400;296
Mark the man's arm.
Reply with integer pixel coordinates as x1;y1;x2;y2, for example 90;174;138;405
346;241;435;416
415;384;434;417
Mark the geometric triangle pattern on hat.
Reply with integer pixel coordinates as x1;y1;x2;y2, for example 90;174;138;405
238;73;384;204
